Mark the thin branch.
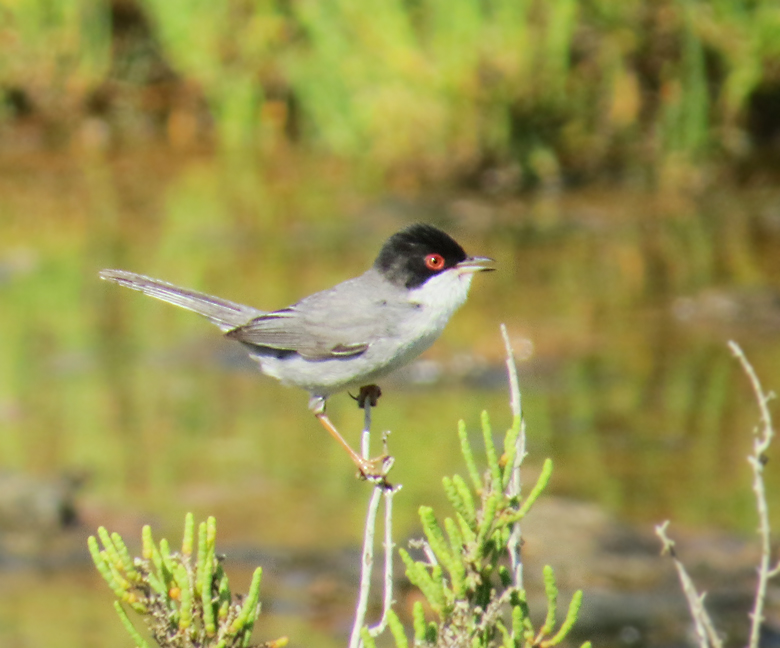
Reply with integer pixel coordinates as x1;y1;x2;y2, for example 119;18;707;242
501;324;522;426
351;400;381;648
727;341;775;455
350;485;383;648
728;341;777;648
501;323;527;590
409;537;438;566
352;401;402;647
655;521;722;648
369;485;400;637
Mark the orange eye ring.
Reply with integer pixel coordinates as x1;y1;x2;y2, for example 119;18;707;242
425;253;445;271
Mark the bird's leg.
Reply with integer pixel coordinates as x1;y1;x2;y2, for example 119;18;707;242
309;396;391;483
355;384;392;472
315;412;391;480
350;385;392;471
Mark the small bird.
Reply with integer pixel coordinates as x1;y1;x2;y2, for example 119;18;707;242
100;223;493;478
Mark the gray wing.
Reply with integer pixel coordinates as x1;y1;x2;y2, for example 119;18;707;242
225;269;407;360
99;269;264;332
226;309;370;359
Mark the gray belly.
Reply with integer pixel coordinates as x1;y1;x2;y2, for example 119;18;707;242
249;332;439;398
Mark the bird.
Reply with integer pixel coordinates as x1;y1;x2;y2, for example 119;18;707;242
99;223;494;479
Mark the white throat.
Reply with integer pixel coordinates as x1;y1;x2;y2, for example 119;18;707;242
407;270;475;335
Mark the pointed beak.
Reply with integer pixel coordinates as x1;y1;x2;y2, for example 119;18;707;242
455;256;495;274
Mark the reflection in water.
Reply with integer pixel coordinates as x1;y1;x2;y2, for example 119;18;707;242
1;153;780;647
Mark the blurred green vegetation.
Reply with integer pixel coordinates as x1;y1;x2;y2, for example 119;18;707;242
2;0;780;185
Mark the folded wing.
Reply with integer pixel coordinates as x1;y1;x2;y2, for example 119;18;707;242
225;310;370;360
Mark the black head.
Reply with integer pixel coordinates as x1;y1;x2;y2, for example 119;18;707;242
374;224;468;289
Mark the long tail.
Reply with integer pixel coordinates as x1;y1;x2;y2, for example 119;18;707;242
99;269;263;332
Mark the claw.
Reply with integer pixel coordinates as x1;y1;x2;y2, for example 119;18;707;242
356;454;395;487
350;384;382;409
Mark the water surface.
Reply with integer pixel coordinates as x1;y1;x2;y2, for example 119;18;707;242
1;151;779;646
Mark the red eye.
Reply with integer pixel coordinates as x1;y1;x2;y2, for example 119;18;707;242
425;253;445;271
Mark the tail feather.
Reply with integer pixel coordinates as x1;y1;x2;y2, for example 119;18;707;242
99;269;263;332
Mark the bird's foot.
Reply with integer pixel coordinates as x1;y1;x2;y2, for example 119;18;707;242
351;384;382;409
357;454;395;488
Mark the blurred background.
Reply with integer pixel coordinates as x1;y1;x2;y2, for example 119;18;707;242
1;1;780;646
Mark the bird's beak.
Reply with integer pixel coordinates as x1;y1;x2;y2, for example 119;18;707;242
455;256;495;274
